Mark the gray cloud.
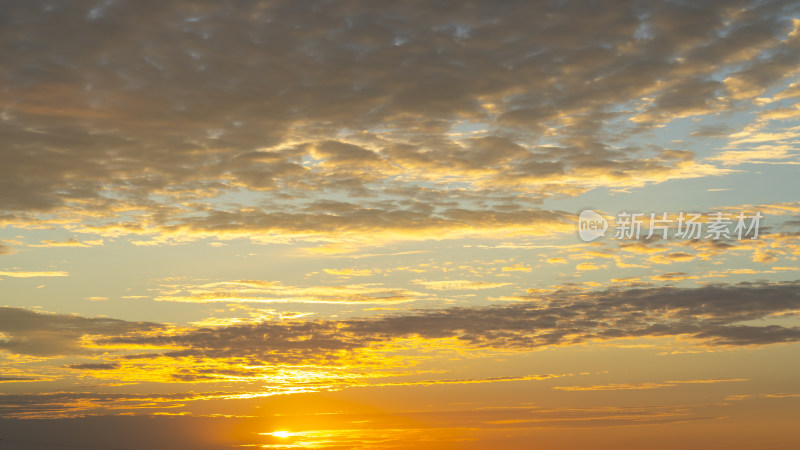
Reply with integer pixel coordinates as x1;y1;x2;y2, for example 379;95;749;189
102;281;800;364
0;376;38;382
344;281;800;348
0;307;162;356
1;0;796;236
112;320;361;365
65;362;121;370
5;280;796;361
151;204;572;243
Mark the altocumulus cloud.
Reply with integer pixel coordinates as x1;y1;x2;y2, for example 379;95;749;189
0;307;161;356
3;282;798;361
92;280;800;364
3;0;798;245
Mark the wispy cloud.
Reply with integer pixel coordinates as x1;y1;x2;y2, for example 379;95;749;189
413;279;512;290
0;270;69;278
554;378;748;391
154;280;426;304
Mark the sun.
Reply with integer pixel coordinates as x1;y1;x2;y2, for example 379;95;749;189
271;431;293;438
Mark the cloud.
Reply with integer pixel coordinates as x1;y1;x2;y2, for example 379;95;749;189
576;262;605;271
554;382;675;391
502;264;532;272
774;81;800;100
0;270;69;278
0;376;39;383
650;272;699;282
65;363;120;370
413;279;512;290
84;206;573;249
29;238;104;248
99;281;800;367
0;391;225;420
3;0;796;243
323;268;376;277
341;281;800;349
0;307;161;356
711;144;799;165
107;321;364;365
758;104;800;120
689;124;735;138
347;373;568;388
2;281;798;418
153;279;426;304
554;378;748;391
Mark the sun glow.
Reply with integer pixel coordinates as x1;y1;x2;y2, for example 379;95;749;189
270;431;293;438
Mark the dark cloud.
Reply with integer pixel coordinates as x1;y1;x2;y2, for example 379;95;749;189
0;391;202;418
65;362;121;370
0;376;38;382
0;414;248;449
103;281;800;364
155;205;571;241
370;281;800;348
689;124;735;138
2;281;798;419
0;307;162;356
1;0;796;235
108;320;360;365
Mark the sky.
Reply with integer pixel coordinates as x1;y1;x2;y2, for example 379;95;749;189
1;0;800;449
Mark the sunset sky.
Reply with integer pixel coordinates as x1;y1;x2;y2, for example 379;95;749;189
1;1;800;449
